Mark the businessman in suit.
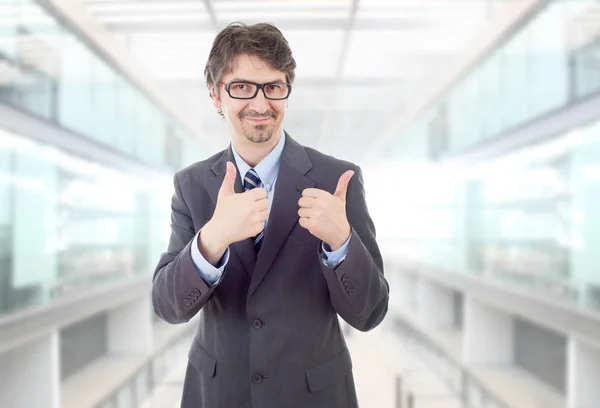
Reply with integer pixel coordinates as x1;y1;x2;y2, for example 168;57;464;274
152;22;389;408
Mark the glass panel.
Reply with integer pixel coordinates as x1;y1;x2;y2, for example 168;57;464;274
401;117;600;313
0;0;204;168
479;50;502;140
391;0;598;156
568;0;600;99
116;385;134;408
0;127;171;317
8;0;60;120
91;55;117;145
448;80;466;153
58;34;92;136
0;0;18;60
501;25;531;131
529;0;569;116
0;0;205;319
115;76;135;155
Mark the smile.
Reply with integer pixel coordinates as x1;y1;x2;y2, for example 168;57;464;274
244;117;272;123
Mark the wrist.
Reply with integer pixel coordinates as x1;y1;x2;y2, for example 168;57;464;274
200;220;228;255
328;224;351;251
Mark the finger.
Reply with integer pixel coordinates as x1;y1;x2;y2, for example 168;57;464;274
334;170;355;202
259;211;269;222
255;199;270;212
298;216;312;231
302;188;329;199
254;212;269;224
298;208;312;218
246;187;268;200
219;162;237;196
298;196;316;208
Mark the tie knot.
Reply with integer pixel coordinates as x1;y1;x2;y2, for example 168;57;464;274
244;168;261;190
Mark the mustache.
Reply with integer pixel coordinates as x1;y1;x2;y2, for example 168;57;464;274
239;110;277;120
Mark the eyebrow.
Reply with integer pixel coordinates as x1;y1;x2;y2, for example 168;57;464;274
229;77;287;83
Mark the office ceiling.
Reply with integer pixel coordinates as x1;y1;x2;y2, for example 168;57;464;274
81;0;515;163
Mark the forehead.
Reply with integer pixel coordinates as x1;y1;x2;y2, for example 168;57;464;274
223;54;286;82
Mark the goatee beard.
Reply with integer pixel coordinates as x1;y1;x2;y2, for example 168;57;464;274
244;125;273;143
239;109;277;143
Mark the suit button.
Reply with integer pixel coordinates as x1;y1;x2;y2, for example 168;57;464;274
183;299;191;307
341;274;350;282
348;289;357;296
252;374;263;384
252;319;263;329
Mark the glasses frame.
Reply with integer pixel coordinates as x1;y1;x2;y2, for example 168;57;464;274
220;81;292;100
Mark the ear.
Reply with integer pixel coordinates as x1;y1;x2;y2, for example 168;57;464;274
209;86;221;109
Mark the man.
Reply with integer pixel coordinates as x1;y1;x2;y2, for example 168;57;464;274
152;22;389;408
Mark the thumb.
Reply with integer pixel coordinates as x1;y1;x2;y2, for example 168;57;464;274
219;161;237;196
334;170;354;202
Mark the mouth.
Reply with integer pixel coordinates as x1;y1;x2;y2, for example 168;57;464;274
244;117;272;124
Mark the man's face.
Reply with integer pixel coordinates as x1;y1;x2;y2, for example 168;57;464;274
211;54;288;145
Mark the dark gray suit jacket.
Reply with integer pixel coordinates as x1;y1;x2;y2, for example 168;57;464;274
152;133;389;408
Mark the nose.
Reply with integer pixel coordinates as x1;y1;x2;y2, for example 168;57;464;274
247;88;271;113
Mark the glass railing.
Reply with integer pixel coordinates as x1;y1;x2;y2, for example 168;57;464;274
0;126;171;317
0;0;204;172
391;315;510;408
373;117;600;314
0;0;212;318
93;328;194;408
389;0;600;160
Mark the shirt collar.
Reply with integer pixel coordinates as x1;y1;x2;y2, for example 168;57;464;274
231;129;285;190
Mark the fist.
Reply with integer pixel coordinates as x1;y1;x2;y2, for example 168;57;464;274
209;162;269;246
297;170;354;251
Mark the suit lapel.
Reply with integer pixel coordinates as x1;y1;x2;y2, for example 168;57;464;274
247;133;314;298
208;146;256;278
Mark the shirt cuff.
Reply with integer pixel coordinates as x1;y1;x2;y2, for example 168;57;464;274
190;230;229;285
321;234;351;268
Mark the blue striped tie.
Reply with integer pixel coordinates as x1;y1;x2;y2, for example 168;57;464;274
243;168;264;252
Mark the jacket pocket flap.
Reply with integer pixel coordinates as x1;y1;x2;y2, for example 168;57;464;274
305;348;352;392
188;340;216;378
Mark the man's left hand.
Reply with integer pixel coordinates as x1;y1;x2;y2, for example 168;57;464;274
298;170;355;251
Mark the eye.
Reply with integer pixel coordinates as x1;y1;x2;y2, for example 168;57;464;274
234;84;248;90
267;84;282;91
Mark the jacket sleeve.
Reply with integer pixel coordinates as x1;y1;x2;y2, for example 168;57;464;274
152;172;224;324
320;166;389;332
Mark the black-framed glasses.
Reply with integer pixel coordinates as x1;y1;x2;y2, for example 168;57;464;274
220;81;292;100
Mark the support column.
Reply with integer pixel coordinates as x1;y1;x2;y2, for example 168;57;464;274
108;297;153;355
462;296;514;364
416;279;454;328
567;337;600;408
0;331;60;408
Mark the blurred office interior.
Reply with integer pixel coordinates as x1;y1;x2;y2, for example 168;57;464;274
1;0;600;407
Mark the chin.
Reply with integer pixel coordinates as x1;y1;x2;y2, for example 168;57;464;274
245;132;272;144
242;124;275;144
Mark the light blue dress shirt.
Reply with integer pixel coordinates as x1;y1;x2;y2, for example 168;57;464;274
190;131;351;285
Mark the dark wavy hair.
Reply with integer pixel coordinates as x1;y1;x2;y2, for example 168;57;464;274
204;22;297;94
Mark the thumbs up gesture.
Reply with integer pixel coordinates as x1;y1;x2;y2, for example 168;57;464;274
201;162;269;258
297;170;354;251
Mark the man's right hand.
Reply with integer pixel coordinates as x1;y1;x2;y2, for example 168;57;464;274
198;161;269;265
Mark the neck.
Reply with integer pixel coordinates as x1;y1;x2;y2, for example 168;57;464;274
232;130;282;168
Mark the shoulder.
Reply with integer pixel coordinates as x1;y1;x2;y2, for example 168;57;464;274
303;145;360;174
302;145;361;194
